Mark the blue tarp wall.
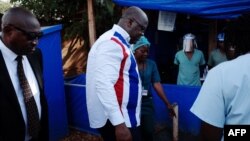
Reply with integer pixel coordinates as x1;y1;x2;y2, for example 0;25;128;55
65;74;201;136
113;0;250;19
39;25;68;141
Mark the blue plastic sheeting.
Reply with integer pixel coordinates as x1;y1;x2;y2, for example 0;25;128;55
65;85;99;135
65;74;201;136
152;84;201;135
39;25;68;141
64;74;98;135
65;74;86;85
112;0;250;19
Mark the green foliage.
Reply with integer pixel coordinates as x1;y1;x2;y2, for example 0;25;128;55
9;0;118;48
10;0;85;26
0;1;11;14
95;0;114;37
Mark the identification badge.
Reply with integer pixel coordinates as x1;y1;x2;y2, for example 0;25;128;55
142;89;148;96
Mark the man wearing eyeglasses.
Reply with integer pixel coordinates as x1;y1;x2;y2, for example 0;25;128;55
86;6;148;141
0;7;48;141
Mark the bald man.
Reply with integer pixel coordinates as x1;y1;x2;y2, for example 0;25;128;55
0;7;48;141
86;6;148;141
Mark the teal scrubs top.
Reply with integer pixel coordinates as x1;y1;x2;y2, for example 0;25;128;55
208;48;227;67
174;49;206;86
139;59;161;115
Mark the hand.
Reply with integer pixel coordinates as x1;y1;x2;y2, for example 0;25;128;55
168;105;176;118
115;123;132;141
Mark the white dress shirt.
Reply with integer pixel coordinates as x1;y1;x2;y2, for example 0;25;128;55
0;40;41;141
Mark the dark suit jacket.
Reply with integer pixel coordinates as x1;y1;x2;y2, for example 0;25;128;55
0;48;49;141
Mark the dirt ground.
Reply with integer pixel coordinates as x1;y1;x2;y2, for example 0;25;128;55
60;128;103;141
60;125;199;141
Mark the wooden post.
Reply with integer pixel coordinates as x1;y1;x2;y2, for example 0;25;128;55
87;0;96;47
173;103;178;141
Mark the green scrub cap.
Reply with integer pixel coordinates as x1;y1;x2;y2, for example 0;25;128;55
132;36;150;53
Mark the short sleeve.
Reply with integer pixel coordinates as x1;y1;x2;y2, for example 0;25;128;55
190;68;225;128
174;52;180;65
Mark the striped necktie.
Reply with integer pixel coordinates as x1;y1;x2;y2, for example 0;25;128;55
16;55;40;139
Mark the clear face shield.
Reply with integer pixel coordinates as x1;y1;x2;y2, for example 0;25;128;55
183;33;197;52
